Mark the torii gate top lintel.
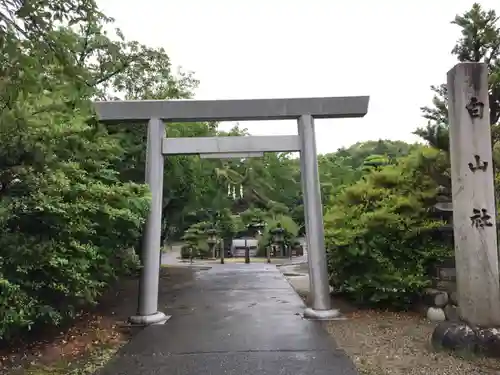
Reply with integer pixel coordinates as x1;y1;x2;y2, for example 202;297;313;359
94;96;370;123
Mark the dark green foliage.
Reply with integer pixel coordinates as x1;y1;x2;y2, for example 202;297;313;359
415;3;500;150
181;221;215;259
0;0;182;340
324;148;452;308
0;90;149;339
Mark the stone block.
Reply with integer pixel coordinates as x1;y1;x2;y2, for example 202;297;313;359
444;304;460;322
427;307;446;322
434;280;457;292
449;291;458;305
423;288;449;307
432;321;500;358
438;267;456;281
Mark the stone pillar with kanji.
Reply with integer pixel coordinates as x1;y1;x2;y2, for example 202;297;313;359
432;62;500;356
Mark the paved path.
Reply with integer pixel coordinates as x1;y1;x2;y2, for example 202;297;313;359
96;263;357;375
160;243;183;265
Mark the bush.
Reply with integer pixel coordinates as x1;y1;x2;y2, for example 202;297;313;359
181;222;217;259
324;148;452;309
0;94;149;340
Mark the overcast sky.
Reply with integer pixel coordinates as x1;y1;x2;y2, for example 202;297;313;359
98;0;498;154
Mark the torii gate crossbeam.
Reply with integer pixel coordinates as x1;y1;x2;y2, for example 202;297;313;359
94;95;370;323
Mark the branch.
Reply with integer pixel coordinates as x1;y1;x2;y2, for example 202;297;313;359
78;22;92;66
91;60;130;86
0;9;29;38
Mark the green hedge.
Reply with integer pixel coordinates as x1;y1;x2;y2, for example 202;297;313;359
324;148;452;308
0;104;149;340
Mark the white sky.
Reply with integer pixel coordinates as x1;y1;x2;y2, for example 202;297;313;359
98;0;499;154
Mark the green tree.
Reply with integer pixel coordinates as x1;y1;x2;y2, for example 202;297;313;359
0;82;149;339
414;3;500;205
415;3;500;151
336;140;417;169
0;0;203;339
361;154;391;173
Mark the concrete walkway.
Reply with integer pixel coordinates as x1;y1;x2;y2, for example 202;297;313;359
278;262;312;295
96;263;358;375
160;243;184;265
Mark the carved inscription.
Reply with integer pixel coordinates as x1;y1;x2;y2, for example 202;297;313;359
470;208;493;228
468;154;488;172
465;97;485;119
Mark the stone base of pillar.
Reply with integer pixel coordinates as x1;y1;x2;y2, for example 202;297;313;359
303;307;346;321
432;321;500;357
128;311;171;326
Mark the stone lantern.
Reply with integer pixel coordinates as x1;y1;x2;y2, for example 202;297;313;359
249;221;265;237
206;228;218;259
182;231;199;264
270;224;285;259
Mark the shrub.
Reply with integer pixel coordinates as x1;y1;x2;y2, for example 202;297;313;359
181;221;217;259
0;94;149;340
324;148;452;308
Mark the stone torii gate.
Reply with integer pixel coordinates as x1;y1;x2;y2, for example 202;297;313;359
94;95;370;324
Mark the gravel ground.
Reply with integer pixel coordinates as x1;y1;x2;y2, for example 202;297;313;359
325;309;500;375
